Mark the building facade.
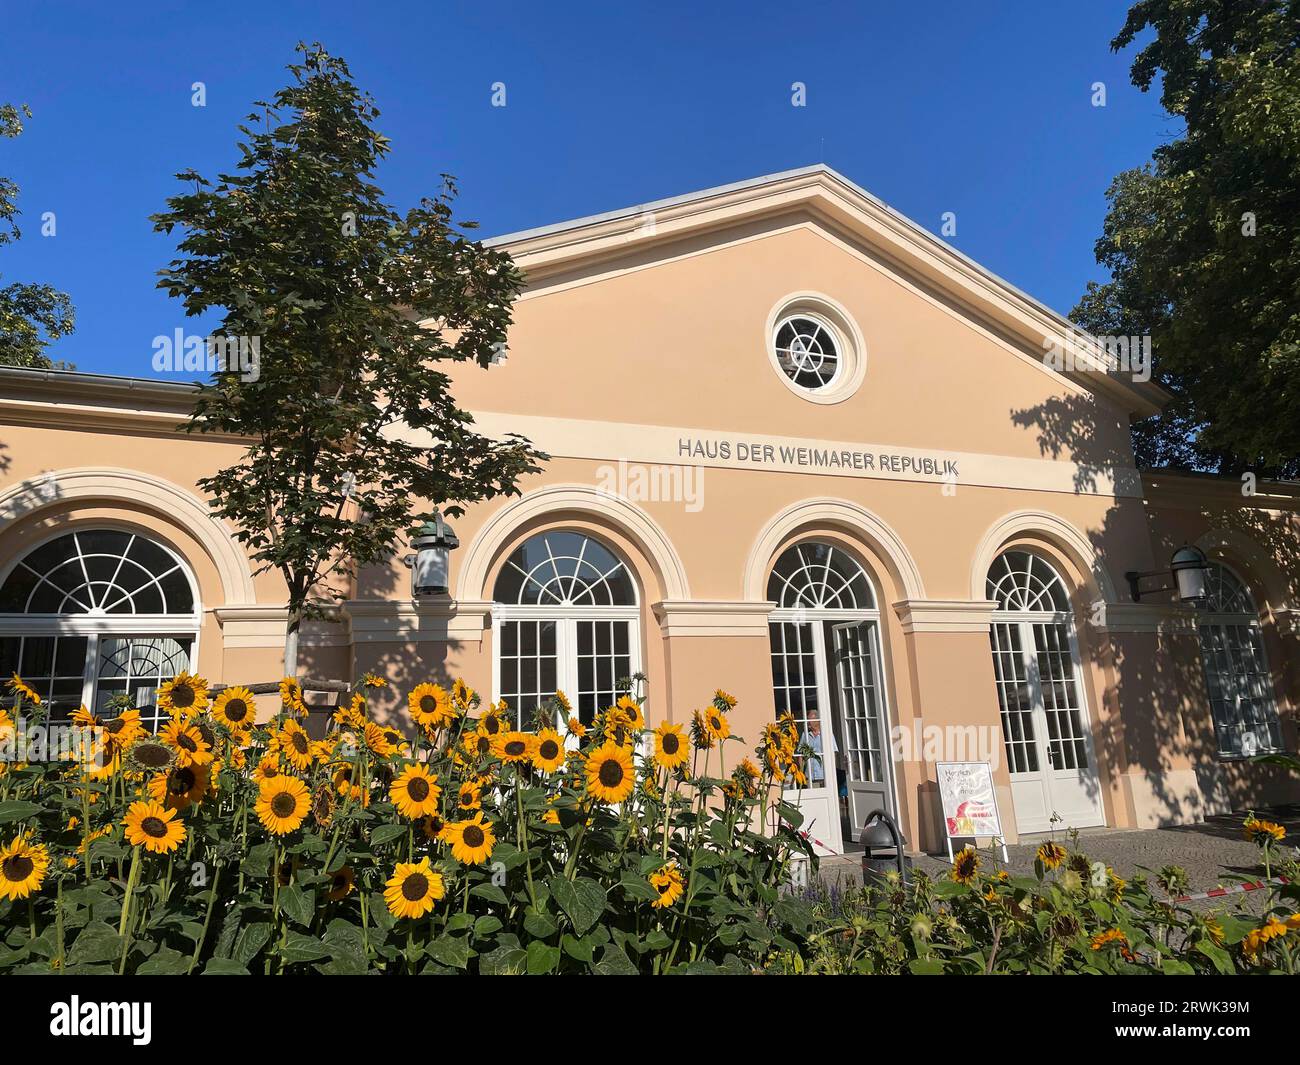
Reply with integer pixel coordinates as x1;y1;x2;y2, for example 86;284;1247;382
2;166;1297;854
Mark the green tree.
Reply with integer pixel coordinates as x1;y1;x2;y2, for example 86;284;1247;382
0;103;75;368
153;44;545;676
1073;1;1300;475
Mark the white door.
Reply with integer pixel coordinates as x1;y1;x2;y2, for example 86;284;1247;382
990;617;1103;833
829;621;894;842
770;620;842;855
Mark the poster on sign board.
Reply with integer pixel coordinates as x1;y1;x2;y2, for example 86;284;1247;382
936;761;1003;839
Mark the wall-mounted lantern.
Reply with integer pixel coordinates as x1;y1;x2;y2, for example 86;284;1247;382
1125;544;1209;605
405;513;459;597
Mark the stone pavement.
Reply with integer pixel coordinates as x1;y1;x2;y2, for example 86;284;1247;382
817;805;1299;906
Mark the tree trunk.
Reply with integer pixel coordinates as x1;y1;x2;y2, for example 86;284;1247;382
283;608;301;678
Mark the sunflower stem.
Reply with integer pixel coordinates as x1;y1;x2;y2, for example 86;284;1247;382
187;859;223;974
116;846;142;974
516;780;538;910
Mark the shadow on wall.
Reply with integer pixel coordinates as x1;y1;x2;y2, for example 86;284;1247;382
1012;391;1300;827
296;551;483;733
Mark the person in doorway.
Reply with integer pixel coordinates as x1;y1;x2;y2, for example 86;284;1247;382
802;717;837;787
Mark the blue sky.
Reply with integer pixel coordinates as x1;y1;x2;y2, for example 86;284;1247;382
0;0;1174;377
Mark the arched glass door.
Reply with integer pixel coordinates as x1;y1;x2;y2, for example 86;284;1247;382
767;541;894;854
987;550;1102;833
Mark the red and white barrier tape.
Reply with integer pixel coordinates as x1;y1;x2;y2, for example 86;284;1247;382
1170;876;1290;904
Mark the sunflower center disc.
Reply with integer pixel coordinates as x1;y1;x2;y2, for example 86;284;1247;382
462;825;485;848
420;696;437;713
272;793;297;817
662;734;679;755
402;873;429;901
3;855;34;881
408;777;429;802
226;700;247;720
539;740;559;760
599;760;624;787
141;816;167;838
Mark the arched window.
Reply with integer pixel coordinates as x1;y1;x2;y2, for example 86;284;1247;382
766;540;893;852
492;531;639;727
1197;562;1282;757
987;550;1103;833
0;530;199;729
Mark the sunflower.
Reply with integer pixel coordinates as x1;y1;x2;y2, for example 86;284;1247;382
457;780;483;811
123;799;186;854
256;776;310;835
531;729;565;773
364;721;400;758
254;755;282;784
126;739;175;775
147;764;210;811
451;679;474;710
212;687;257;733
585;741;635;804
157;671;209;718
160;719;213;768
8;673;42;706
443;812;496;865
389;763;442;818
334;693;365;730
1037;841;1067;871
950;845;980;885
312;783;336;827
408;683;454;729
384;857;445;919
713;689;737;710
653;722;689;771
648;862;684;909
416;813;445;843
615;696;644;730
565;715;586;740
362;673;387;690
102;708;145;748
279;719;314;772
702;707;730;742
463;729;494;761
0;835;49;900
279;676;306;715
477;706;507;738
326;866;356;901
494;730;535;764
1244;814;1286;844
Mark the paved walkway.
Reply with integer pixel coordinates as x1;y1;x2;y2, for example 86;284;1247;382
818;806;1298;905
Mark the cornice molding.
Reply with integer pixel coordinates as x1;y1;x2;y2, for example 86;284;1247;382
892;599;998;635
652;599;775;638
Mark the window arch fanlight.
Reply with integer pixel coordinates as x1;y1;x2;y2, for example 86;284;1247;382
1197;561;1282;758
766;541;876;610
491;531;640;729
986;550;1071;614
492;530;636;607
0;529;199;730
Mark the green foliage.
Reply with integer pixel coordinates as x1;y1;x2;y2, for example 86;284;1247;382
785;835;1300;974
0;103;75;369
0;681;817;975
1074;1;1300;474
151;45;545;660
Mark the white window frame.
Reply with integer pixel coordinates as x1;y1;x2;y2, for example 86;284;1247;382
1196;562;1284;760
0;527;201;722
489;531;642;729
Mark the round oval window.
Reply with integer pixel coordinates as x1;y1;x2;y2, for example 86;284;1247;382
774;315;841;391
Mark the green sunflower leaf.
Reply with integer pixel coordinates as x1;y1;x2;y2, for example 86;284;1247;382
550;875;607;936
